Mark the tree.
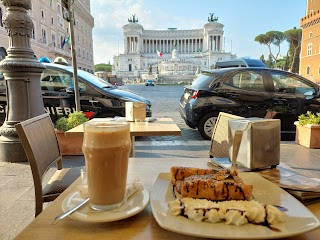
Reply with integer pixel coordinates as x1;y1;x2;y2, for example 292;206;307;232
266;53;274;68
260;54;266;64
94;63;112;72
284;27;302;73
255;31;285;68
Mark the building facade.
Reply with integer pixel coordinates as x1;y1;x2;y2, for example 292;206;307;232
300;0;320;83
113;14;235;81
0;0;94;72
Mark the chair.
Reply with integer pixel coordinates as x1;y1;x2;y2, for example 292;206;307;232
15;113;82;217
209;112;243;158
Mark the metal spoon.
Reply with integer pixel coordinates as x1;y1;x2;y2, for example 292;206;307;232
51;197;89;225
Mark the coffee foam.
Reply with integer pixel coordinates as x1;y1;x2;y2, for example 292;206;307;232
83;122;131;148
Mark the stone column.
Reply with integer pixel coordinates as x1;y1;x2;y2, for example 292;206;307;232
0;0;45;162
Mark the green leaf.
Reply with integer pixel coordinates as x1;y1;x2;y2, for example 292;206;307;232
55;111;88;131
298;111;320;126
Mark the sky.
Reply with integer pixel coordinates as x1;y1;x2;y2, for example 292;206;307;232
91;0;306;65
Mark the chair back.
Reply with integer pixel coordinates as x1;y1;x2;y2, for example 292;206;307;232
15;113;62;185
209;112;243;158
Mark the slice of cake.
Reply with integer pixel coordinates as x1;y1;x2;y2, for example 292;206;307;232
170;167;253;201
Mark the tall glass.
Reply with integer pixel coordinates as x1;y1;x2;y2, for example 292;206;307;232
82;121;131;211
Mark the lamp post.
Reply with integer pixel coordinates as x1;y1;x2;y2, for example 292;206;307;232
0;0;45;162
68;0;80;111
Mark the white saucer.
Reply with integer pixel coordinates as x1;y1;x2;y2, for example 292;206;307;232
61;190;149;222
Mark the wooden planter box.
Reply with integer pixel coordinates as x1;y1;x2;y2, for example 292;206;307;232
55;129;84;156
294;121;320;148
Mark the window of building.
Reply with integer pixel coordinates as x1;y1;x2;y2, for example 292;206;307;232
59;35;64;48
58;16;63;28
58;3;61;15
318;65;320;74
0;8;3;27
307;66;310;75
49;0;53;8
51;33;56;47
309;32;313;38
51;17;54;25
41;10;45;18
307;43;313;56
41;28;47;44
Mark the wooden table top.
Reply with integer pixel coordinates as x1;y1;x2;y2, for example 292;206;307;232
16;158;320;240
65;117;181;137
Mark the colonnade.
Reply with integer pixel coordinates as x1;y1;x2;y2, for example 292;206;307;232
126;35;223;54
127;36;138;53
142;39;204;54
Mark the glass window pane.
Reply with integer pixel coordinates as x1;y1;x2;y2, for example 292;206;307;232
271;70;315;95
229;71;265;91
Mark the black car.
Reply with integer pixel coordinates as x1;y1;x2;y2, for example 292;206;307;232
179;67;320;140
0;63;152;124
145;79;155;86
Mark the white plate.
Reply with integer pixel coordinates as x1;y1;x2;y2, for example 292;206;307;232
150;172;320;239
61;189;149;222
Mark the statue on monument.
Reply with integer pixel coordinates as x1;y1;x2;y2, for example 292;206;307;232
208;13;218;22
128;14;138;23
148;65;152;74
196;66;201;75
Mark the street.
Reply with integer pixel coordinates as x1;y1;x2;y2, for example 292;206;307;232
119;84;205;142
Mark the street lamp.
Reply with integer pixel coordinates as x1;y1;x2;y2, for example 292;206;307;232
0;0;45;162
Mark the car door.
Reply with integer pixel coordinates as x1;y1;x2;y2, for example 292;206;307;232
219;69;273;118
41;67;89;123
267;69;320;133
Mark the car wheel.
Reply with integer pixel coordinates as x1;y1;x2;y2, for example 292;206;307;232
197;113;218;140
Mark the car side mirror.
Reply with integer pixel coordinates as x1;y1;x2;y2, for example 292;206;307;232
65;86;84;93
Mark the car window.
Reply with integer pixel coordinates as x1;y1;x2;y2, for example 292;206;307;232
271;71;315;95
78;70;114;89
230;71;265;91
41;69;87;92
192;72;217;88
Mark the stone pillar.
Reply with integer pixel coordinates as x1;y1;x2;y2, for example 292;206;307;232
0;0;45;162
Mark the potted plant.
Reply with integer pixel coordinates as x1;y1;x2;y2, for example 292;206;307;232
55;111;88;155
294;111;320;148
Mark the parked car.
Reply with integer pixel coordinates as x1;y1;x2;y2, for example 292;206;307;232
179;67;320;140
214;58;267;69
0;63;152;124
145;79;155;86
